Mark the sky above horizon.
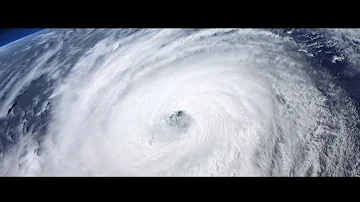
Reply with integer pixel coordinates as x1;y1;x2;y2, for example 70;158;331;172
0;28;44;47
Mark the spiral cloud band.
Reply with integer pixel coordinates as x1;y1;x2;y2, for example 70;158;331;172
0;29;359;176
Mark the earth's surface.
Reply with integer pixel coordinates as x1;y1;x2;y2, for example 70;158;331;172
0;28;360;176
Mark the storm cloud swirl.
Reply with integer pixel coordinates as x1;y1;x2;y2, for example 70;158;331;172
0;29;360;176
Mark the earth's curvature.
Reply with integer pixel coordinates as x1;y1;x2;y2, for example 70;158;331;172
0;28;360;176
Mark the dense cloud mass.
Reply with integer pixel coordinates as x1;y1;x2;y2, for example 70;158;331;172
0;29;360;176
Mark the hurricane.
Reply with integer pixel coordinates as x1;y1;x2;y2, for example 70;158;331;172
0;28;360;176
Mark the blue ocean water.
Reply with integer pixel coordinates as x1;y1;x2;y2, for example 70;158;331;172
0;28;44;47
